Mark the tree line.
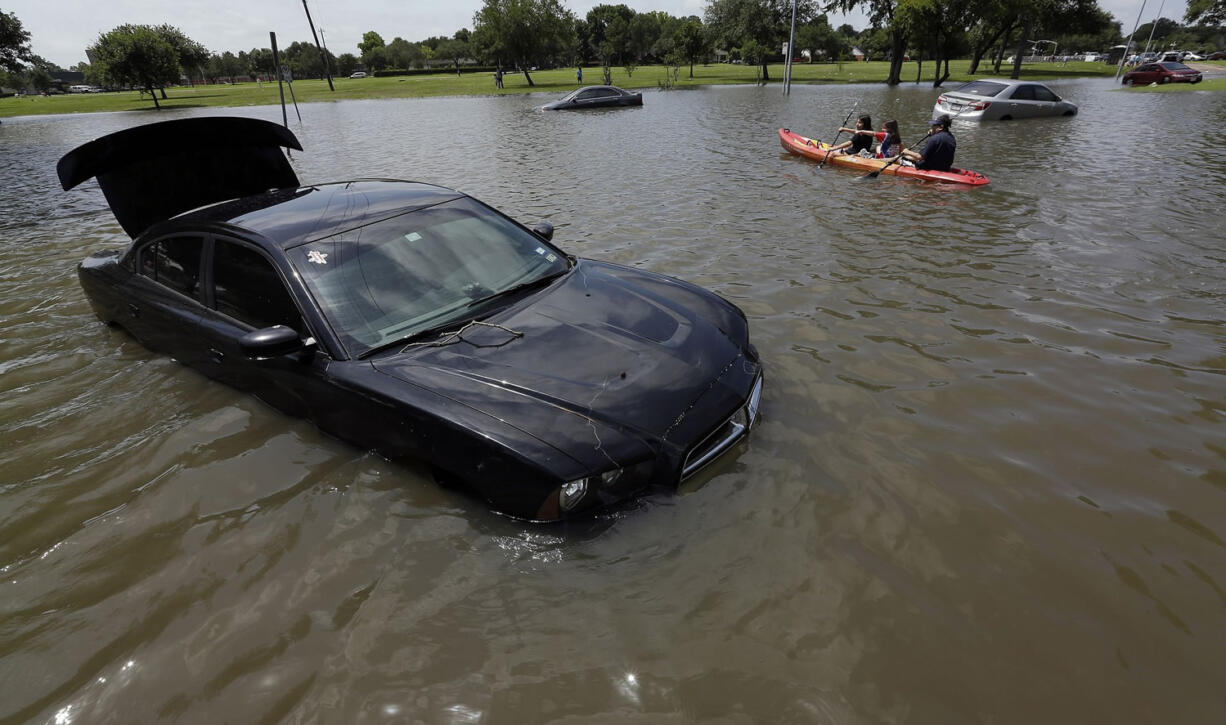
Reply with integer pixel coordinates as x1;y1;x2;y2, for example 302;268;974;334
2;0;1224;102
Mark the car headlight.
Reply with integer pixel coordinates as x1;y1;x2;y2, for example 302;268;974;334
747;375;764;425
559;478;589;511
537;468;627;520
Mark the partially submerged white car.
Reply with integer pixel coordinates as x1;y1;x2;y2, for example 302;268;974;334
933;78;1078;121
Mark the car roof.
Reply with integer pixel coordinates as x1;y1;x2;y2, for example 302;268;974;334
957;78;1047;88
175;179;465;248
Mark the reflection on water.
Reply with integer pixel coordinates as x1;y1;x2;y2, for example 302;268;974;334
2;79;1226;723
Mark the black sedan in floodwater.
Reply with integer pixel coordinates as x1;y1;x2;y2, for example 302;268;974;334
542;85;643;110
58;117;761;520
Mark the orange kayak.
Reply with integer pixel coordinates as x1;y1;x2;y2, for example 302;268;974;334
778;128;989;186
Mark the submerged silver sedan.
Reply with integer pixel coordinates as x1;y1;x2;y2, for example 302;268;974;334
933;79;1078;121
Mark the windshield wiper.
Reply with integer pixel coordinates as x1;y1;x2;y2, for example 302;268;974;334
357;319;470;360
464;270;566;310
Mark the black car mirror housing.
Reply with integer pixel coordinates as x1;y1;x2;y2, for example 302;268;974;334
240;325;306;359
532;221;554;241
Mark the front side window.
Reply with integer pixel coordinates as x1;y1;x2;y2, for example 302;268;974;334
138;236;203;298
1033;86;1059;102
212;240;303;333
288;197;571;357
1010;85;1037;101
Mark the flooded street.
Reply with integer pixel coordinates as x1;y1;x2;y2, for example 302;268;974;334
2;78;1225;723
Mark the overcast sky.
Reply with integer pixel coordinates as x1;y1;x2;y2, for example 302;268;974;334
7;0;1185;69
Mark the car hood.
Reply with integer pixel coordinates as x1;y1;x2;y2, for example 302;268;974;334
371;260;752;445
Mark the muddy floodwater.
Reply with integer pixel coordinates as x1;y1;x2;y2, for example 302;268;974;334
2;78;1225;723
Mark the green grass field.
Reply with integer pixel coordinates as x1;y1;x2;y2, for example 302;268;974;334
0;59;1146;119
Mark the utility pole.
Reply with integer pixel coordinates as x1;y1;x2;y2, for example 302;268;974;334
784;0;797;94
302;0;334;91
1115;0;1147;80
1142;0;1166;55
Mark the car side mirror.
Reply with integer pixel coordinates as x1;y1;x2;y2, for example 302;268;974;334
240;325;306;359
532;221;554;241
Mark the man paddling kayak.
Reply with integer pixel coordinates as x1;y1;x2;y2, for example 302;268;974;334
900;114;956;172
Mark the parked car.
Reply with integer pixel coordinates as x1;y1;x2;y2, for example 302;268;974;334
542;85;643;110
1180;52;1203;61
349;71;366;79
1122;62;1203;85
1206;50;1226;60
57;117;763;521
933;78;1077;121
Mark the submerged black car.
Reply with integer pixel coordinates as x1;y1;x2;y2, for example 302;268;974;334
59;117;762;520
542;85;643;110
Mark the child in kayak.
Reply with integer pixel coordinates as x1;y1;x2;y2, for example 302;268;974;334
827;115;876;156
877;120;905;160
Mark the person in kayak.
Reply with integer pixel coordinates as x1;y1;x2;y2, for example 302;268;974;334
827;115;876;156
877;120;905;159
901;115;957;172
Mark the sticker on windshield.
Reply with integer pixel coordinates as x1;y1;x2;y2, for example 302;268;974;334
405;232;422;242
306;250;328;265
546;253;557;262
535;247;546;255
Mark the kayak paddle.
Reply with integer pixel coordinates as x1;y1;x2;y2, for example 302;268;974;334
819;101;858;170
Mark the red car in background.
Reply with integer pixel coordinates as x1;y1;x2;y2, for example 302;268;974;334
1207;51;1226;60
1122;62;1204;85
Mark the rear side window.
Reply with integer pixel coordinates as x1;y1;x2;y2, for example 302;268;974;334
212;240;303;333
139;237;203;298
953;81;1007;97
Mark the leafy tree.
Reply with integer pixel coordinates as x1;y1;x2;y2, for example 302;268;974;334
471;0;576;86
1;10;33;74
28;65;52;92
335;53;359;76
435;38;470;74
795;17;846;62
245;47;276;78
282;40;331;78
705;0;819;81
89;25;180;108
674;20;711;76
629;12;661;60
897;0;972;86
585;4;635;62
1185;0;1226;25
154;24;209;84
385;37;423;69
363;45;389;71
827;0;907;83
358;31;385;57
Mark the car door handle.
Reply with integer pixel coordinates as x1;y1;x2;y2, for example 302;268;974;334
127;303;140;318
208;348;225;364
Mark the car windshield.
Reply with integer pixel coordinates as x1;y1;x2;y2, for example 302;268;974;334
951;80;1008;97
1160;62;1190;70
288;197;571;357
